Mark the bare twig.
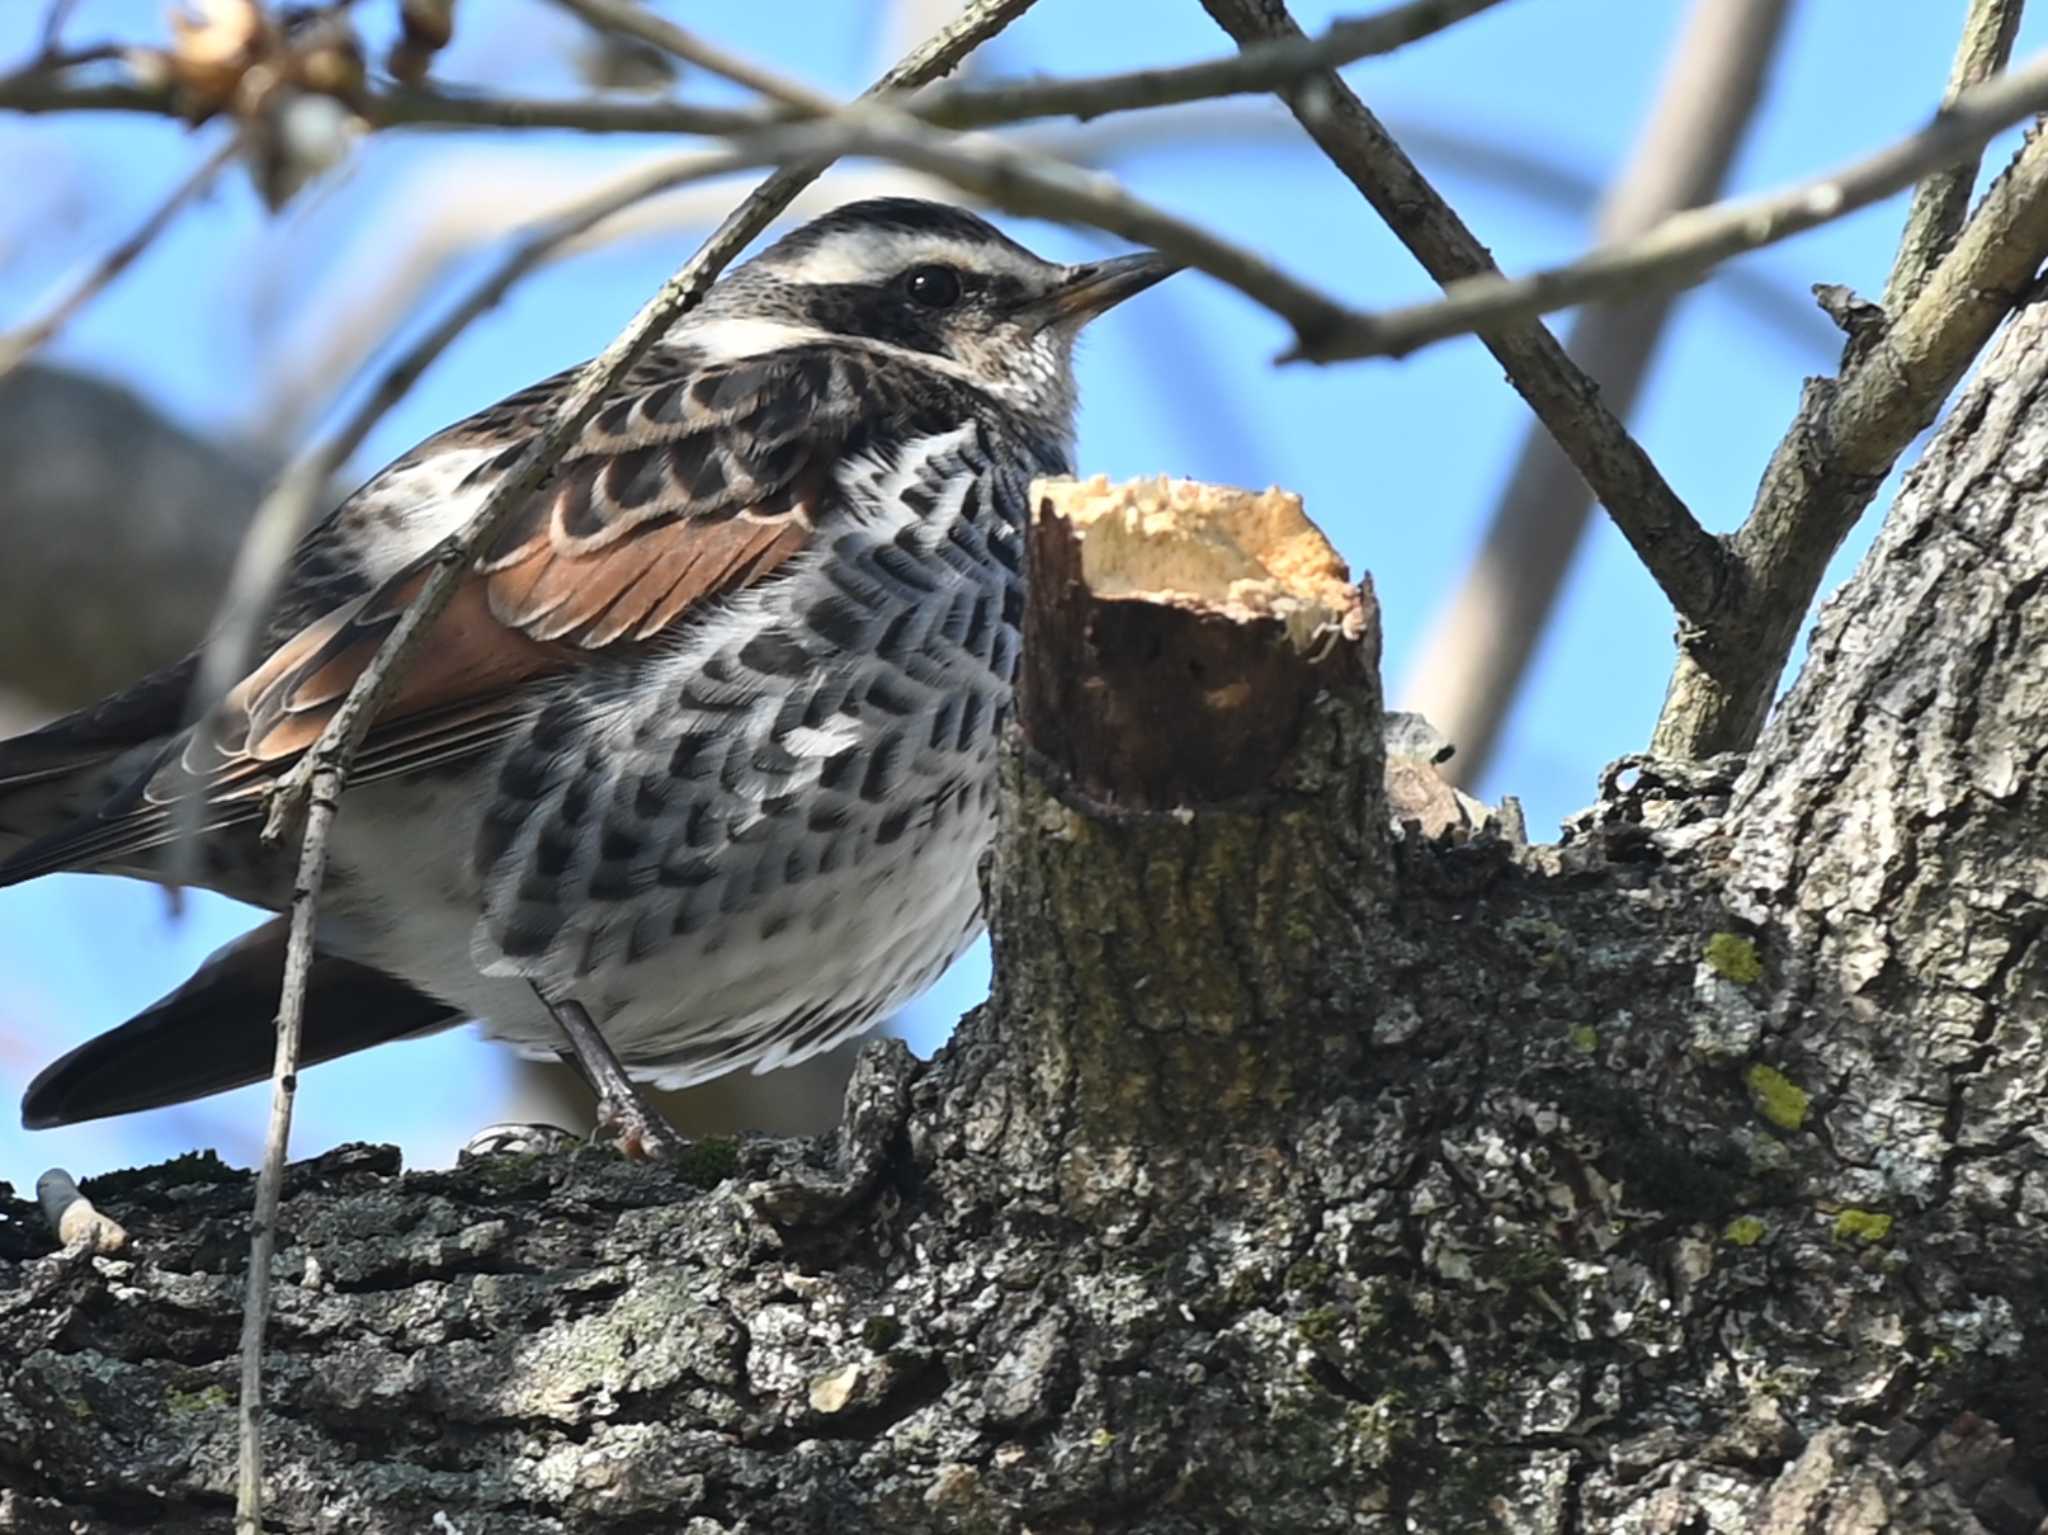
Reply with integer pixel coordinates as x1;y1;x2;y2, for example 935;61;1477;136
1295;49;2048;363
913;0;1508;127
1882;0;2026;312
4;0;1502;140
541;0;1517;134
293;109;1358;355
1655;77;2048;756
1200;0;1726;628
232;789;331;1532
229;5;1043;1529
251;104;1838;450
36;0;83;57
549;0;834;110
1400;0;1791;786
0;72;765;134
246;160;940;447
0;133;236;380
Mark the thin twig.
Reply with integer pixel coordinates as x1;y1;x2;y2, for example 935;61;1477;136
0;133;237;380
229;4;1043;1529
1297;48;2048;363
1881;0;2025;313
914;0;1507;127
372;83;761;133
231;768;332;1533
4;0;1502;140
1200;0;1728;629
548;0;834;110
36;0;83;57
0;73;764;134
1399;0;1792;786
251;104;1839;449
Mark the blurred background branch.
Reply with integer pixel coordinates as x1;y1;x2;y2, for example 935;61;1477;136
0;131;237;378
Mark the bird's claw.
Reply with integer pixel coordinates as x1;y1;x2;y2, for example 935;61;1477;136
593;1093;692;1162
458;1122;584;1161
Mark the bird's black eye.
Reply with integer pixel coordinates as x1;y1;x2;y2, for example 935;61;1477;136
903;265;963;309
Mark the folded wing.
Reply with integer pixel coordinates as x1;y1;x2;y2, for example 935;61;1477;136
0;343;888;886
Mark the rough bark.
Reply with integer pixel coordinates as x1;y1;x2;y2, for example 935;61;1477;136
5;307;2048;1531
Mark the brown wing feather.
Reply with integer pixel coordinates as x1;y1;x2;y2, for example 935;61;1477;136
0;342;880;883
213;503;815;790
198;341;855;789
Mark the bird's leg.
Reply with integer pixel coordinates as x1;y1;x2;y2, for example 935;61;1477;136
530;984;691;1162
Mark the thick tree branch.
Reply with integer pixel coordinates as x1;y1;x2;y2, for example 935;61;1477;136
9;369;2048;1523
1199;0;1729;629
1400;0;1790;786
1653;89;2048;756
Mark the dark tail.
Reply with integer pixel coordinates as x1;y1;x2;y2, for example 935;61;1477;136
0;655;198;876
23;915;461;1128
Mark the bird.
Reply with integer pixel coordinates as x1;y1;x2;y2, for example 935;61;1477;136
0;197;1177;1157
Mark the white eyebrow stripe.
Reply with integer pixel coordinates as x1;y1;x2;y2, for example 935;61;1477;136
772;230;1046;286
671;312;991;390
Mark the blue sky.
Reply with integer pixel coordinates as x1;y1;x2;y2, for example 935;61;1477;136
0;0;2033;1175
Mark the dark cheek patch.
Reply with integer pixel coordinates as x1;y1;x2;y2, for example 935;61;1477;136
797;285;946;357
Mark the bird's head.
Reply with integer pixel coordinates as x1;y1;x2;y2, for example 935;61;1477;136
704;197;1179;437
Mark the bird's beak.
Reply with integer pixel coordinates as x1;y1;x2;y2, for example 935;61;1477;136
1033;251;1180;328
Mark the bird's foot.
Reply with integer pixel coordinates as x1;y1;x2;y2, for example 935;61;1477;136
531;985;693;1162
458;1122;583;1161
592;1090;693;1162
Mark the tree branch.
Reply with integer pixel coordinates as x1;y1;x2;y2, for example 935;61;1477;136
1881;0;2026;313
1654;57;2048;756
1289;48;2048;363
0;0;1503;141
12;380;2048;1523
1399;0;1791;786
0;71;769;135
913;0;1507;128
1199;0;1730;629
0;131;237;379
